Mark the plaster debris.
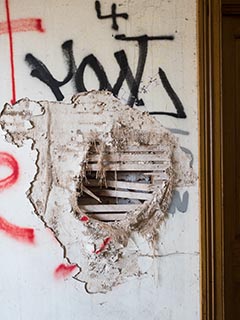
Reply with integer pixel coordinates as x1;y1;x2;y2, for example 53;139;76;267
0;90;196;293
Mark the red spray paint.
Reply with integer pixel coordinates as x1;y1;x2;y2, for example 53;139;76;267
0;216;35;244
5;0;16;104
80;215;89;222
54;263;77;279
94;237;111;254
0;18;45;35
0;152;35;244
0;152;19;190
4;0;45;104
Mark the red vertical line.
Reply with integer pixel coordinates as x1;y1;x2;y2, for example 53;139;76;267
5;0;16;104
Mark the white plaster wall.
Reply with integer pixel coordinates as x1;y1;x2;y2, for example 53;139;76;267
0;1;199;319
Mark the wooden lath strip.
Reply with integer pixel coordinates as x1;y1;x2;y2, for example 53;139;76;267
122;145;170;152
87;213;126;221
151;178;166;186
87;153;170;162
144;172;169;179
85;179;155;191
82;185;102;203
79;204;139;212
86;162;170;171
89;188;152;200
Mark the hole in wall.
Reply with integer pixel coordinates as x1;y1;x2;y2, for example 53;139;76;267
77;141;170;223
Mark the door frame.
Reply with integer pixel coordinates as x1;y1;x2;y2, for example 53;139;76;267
199;1;224;319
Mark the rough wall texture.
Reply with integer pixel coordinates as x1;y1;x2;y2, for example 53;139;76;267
0;90;196;293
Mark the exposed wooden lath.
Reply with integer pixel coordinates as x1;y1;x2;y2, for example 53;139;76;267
78;144;171;221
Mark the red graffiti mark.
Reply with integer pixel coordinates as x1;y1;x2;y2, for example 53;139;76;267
94;237;111;254
0;153;34;245
0;216;35;244
0;152;19;191
5;0;16;104
80;215;89;222
4;0;45;104
0;18;45;35
54;264;77;279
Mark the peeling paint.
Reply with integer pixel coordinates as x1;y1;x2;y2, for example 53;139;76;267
0;90;196;293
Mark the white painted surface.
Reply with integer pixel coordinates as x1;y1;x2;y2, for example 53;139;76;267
0;0;199;319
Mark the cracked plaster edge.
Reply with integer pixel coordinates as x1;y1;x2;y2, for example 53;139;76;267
0;94;197;294
0;99;82;278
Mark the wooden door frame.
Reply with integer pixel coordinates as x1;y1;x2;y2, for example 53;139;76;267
199;0;224;319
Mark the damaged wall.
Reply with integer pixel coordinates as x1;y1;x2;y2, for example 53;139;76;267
0;0;199;319
0;91;196;293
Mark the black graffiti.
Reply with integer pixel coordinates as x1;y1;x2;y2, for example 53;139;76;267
168;190;189;214
25;35;186;118
114;34;174;107
180;146;194;167
75;54;112;92
115;34;174;41
95;1;128;30
168;128;189;136
25;40;76;101
149;68;186;118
